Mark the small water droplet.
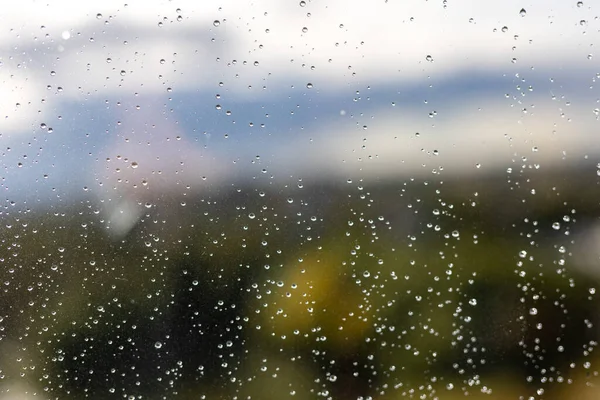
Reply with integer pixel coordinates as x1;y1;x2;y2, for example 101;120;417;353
529;307;538;315
213;20;221;27
519;8;527;17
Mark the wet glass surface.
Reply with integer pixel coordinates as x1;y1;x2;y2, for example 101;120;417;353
1;1;600;399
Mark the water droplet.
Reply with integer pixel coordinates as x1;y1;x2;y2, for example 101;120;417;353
425;55;433;62
306;83;313;89
302;27;308;33
155;341;162;349
529;307;538;315
519;8;527;17
519;250;527;258
213;20;221;27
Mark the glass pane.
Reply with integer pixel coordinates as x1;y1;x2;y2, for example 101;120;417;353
1;1;599;399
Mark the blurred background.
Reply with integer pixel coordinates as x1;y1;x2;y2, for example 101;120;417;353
1;0;600;399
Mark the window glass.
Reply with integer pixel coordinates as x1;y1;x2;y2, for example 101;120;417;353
1;1;599;399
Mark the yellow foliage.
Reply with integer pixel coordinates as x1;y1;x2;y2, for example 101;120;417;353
261;245;372;350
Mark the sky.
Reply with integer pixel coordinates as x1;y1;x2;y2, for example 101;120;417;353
0;0;598;217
